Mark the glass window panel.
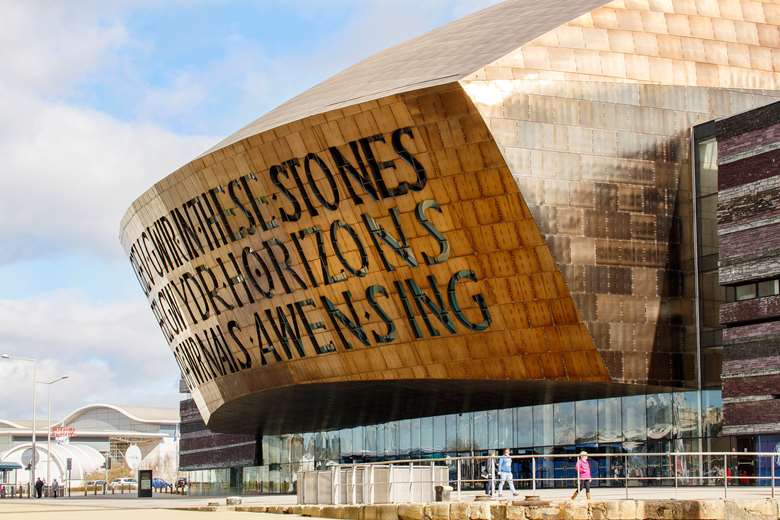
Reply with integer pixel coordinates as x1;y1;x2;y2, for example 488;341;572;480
457;413;472;451
399;419;412;456
340;429;353;460
647;393;674;440
364;425;377;458
267;435;281;464
514;407;533;448
280;435;291;463
697;195;719;257
498;408;513;449
622;395;646;442
598;397;623;443
376;423;385;457
433;415;446;452
410;418;421;455
445;414;457;451
327;431;340;462
385;421;399;457
554;402;575;445
758;280;779;297
315;432;328;462
575;400;598;445
290;434;304;463
472;411;488;450
702;389;723;437
352;427;364;458
534;404;554;447
420;417;433;453
696;139;718;197
487;410;499;449
674;392;699;439
736;283;757;301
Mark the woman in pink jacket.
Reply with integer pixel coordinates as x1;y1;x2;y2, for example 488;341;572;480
571;451;592;500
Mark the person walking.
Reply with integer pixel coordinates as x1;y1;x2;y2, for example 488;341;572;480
496;448;518;497
480;451;497;495
34;478;43;498
571;451;592;500
52;479;59;498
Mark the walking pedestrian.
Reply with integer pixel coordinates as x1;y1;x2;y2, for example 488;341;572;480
52;479;59;498
480;451;496;495
571;451;592;500
34;478;43;498
496;448;518;497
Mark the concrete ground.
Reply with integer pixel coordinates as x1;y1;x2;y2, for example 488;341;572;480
0;495;298;520
1;487;778;519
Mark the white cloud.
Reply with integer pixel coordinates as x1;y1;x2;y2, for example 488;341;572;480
0;0;500;422
0;290;177;419
0;1;129;95
0;85;215;263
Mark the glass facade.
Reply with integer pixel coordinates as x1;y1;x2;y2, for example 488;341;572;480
693;129;724;387
184;389;723;494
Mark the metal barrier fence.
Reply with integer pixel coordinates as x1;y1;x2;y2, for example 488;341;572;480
328;452;780;504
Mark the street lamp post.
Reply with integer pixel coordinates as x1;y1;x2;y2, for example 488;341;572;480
0;354;37;498
41;376;68;497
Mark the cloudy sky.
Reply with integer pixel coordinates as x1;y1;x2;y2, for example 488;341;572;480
0;0;499;420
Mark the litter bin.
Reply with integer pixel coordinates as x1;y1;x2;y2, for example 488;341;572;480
435;485;452;502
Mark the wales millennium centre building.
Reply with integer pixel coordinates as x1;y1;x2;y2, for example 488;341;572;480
120;0;780;494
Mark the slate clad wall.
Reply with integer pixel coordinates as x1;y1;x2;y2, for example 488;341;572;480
716;101;780;436
179;398;257;470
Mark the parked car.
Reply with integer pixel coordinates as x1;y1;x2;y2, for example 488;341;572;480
151;478;169;489
110;477;137;490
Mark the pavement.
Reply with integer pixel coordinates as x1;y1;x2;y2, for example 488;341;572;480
0;495;298;519
1;486;778;519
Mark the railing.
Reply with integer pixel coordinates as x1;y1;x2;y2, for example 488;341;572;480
323;451;780;504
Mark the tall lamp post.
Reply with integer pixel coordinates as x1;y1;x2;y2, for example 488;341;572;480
40;376;68;497
0;354;37;498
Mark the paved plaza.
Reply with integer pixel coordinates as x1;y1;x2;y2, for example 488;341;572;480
2;487;780;519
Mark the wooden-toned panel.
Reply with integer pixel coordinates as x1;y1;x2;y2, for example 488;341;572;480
120;83;609;434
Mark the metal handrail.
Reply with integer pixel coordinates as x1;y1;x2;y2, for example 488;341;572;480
321;451;780;504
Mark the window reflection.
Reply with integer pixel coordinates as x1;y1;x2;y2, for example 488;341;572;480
623;395;646;441
385;421;399;457
674;392;699;439
554;402;574;445
702;389;723;437
598;397;622;443
195;390;728;495
420;417;433;453
472;411;487;450
575;400;598;445
514;406;533;448
498;408;513;449
647;394;674;440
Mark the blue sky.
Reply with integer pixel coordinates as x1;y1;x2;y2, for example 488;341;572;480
0;0;498;418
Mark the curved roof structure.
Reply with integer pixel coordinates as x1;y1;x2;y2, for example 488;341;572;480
56;404;179;426
207;0;609;152
1;442;103;483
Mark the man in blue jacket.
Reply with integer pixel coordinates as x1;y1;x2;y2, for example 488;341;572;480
497;448;518;497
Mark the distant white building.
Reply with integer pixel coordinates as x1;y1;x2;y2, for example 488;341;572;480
0;404;179;485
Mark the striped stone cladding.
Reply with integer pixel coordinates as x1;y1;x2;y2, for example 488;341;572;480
179;398;257;471
716;101;780;435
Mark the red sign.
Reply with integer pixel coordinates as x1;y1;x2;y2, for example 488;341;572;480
52;426;75;438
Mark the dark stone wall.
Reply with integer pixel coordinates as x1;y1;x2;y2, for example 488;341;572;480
179;398;258;471
716;101;780;436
